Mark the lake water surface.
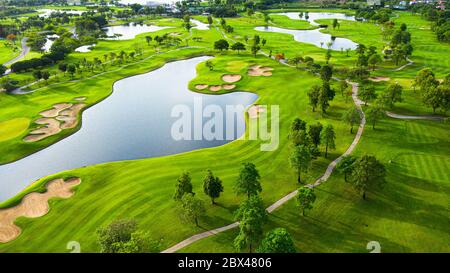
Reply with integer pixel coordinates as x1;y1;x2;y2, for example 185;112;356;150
0;56;257;201
255;12;358;50
255;26;358;51
103;24;171;40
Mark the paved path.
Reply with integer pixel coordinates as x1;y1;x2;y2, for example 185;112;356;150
161;81;365;253
393;57;414;71
3;37;29;69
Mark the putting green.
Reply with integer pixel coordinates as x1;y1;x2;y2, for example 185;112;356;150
226;61;249;73
0;118;30;142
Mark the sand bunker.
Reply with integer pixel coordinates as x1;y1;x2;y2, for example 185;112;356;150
222;74;242;83
0;177;81;243
209;85;222;92
39;103;73;118
24;103;86;142
74;96;87;101
222;84;236;90
195;84;208;90
247;105;266;119
248;65;274;77
369;76;390;82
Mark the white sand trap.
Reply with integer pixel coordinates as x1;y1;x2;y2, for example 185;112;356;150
195;84;208;90
74;96;87;101
248;65;274;77
222;74;242;83
209;85;222;92
23;118;62;142
247;105;266;119
222;84;236;90
39;103;73;118
0;177;81;243
24;103;86;142
369;76;390;82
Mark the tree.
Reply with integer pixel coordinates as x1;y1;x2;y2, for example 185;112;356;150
332;18;338;30
180;193;206;227
320;64;333;82
336;155;356;182
349;155;386;200
257;228;296;253
289;145;312;184
422;85;449;113
41;70;50;83
174;171;193;201
308;122;323;147
235;162;262;198
320;124;336;158
113;231;161;253
145;35;152;45
97;219;138;253
231;42;246;54
214;39;229;51
0;65;7;76
33;70;42;81
308;85;320;112
205;60;214;71
297;186;316;216
234;195;267;223
234;203;266;253
318;86;330;114
366;105;385;129
58;62;67;75
414;68;439;92
342;106;361;134
368;54;382;70
359;85;377;105
67;63;76;79
288;56;303;68
251;44;260;57
203;170;223;204
381;83;403;108
339;80;349;97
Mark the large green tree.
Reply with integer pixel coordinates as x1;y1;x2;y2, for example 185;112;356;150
297;186;316;216
289;145;312;184
320;124;336;158
180;193;206;227
342;106;361;134
349;155;386;200
174;171;193;200
235;162;262;198
336;155;357;182
203;170;224;204
257;228;297;253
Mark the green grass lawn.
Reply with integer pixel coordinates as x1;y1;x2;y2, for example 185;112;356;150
0;10;448;253
0;52;357;252
0;40;19;65
179;118;450;253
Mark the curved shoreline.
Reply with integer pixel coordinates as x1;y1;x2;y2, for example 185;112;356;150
0;53;259;209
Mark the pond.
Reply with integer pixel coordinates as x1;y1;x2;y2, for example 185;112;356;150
37;9;87;18
191;19;209;30
75;44;96;53
102;24;171;40
274;12;356;26
41;34;59;52
0;56;258;202
255;26;357;51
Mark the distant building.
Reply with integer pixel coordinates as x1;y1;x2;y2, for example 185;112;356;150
367;0;382;6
